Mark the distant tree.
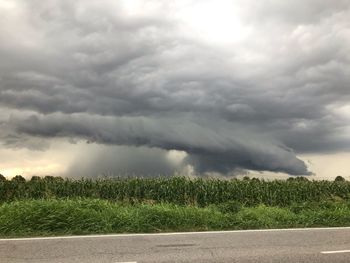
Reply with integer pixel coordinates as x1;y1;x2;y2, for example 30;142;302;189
30;176;42;182
286;177;294;182
11;175;26;183
242;176;250;181
335;176;346;182
0;174;6;182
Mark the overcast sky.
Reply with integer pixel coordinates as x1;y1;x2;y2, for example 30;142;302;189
1;0;350;179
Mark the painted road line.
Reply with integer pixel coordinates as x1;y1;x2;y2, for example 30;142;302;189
1;227;350;242
321;250;350;254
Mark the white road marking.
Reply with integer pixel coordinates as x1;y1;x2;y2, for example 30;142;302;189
1;227;350;242
321;250;350;254
115;262;137;263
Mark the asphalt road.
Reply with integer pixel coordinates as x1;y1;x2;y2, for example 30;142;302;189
1;227;350;263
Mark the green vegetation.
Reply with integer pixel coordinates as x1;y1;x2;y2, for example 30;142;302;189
0;174;6;182
1;199;350;237
1;176;350;206
1;176;350;237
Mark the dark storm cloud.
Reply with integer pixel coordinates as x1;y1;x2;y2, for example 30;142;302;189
7;112;310;175
1;0;350;176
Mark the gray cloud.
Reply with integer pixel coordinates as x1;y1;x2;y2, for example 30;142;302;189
7;112;309;175
66;145;181;178
1;0;350;176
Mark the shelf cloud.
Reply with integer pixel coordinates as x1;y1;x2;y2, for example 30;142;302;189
1;0;350;176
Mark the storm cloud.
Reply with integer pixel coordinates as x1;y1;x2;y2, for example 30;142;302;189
1;0;350;176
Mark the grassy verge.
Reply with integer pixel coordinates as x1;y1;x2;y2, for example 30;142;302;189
1;199;350;237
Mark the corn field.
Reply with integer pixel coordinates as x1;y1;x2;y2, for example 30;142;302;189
1;176;350;206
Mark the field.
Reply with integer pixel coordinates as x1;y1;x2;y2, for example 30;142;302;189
1;176;350;206
1;176;350;237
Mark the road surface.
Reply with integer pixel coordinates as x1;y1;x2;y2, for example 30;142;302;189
1;227;350;262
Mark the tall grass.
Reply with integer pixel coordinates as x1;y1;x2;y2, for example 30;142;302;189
1;176;350;206
1;199;350;237
0;199;228;237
